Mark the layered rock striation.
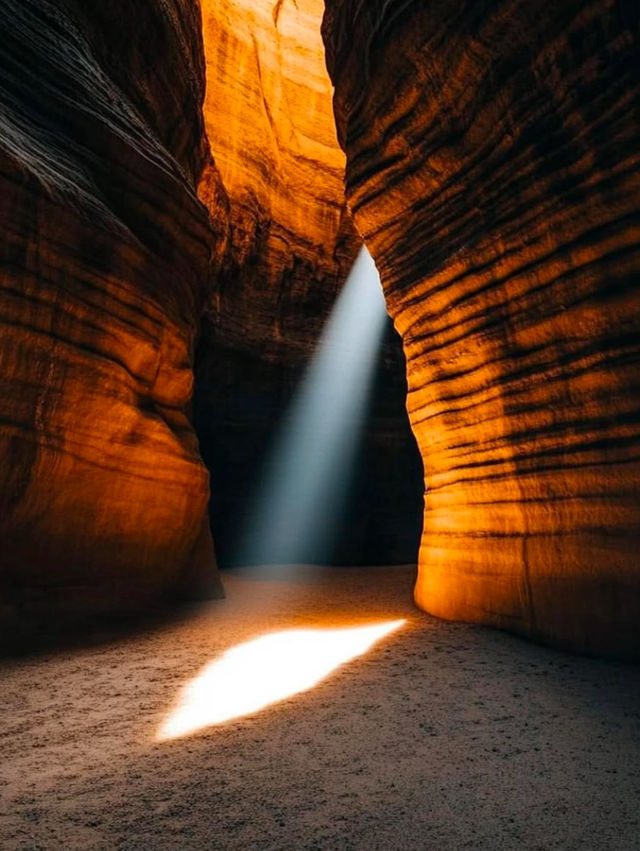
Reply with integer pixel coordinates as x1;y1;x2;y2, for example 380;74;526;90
200;0;357;352
0;0;223;638
324;0;640;655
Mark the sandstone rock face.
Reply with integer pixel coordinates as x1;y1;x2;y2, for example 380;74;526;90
195;0;422;565
200;0;355;321
0;0;223;637
324;0;640;655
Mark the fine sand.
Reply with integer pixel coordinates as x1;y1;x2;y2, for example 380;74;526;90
1;564;639;851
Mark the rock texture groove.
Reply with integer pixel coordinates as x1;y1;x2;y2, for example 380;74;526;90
323;0;640;655
0;0;223;639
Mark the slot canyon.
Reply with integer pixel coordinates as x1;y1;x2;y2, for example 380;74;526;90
1;1;639;849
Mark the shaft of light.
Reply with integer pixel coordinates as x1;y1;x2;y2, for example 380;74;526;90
157;619;405;740
237;246;388;566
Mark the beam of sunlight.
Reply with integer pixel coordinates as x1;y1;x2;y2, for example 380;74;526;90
236;246;388;566
157;618;405;740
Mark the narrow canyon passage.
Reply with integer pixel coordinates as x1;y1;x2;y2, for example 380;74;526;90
2;0;639;657
1;1;640;846
2;565;639;851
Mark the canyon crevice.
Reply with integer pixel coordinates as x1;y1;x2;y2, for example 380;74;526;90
194;0;422;566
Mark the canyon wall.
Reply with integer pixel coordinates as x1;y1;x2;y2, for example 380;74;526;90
195;0;422;565
0;0;223;640
324;0;640;655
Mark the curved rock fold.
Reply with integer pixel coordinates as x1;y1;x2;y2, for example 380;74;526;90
0;0;223;637
323;0;640;656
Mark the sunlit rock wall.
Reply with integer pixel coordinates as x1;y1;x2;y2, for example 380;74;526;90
323;0;640;655
195;0;422;565
0;0;223;638
200;0;356;336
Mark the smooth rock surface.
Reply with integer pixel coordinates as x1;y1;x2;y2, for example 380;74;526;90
323;0;640;655
0;0;223;637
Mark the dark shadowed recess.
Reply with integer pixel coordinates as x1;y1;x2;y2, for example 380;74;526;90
193;316;424;568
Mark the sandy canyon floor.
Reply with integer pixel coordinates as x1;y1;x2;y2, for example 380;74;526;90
1;564;639;850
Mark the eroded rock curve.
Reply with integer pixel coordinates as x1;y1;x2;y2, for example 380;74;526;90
323;0;640;655
0;0;224;638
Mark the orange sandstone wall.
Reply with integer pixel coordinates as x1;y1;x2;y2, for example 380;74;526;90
0;0;223;637
323;0;640;655
199;0;358;358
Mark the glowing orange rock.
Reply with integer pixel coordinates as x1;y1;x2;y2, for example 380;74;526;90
0;0;223;638
324;0;640;656
199;0;350;290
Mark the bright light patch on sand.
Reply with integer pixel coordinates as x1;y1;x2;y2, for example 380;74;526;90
157;619;405;740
